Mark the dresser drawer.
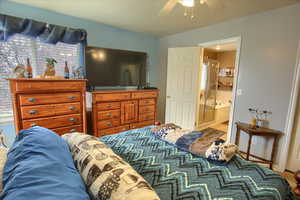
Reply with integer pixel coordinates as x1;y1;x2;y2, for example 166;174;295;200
139;105;155;114
98;127;117;137
97;102;120;111
23;114;82;129
97;119;120;129
19;92;81;106
115;125;130;132
97;110;120;121
130;120;154;129
95;93;131;102
21;102;81;119
53;125;83;136
16;81;85;92
139;112;155;121
132;91;157;99
139;98;155;106
98;125;130;137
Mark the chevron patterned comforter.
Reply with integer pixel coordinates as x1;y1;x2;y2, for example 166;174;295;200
100;126;296;200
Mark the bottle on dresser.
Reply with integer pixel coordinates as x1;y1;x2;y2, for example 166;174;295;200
25;58;33;78
64;61;70;79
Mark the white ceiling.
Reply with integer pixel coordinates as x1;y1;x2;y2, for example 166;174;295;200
9;0;300;36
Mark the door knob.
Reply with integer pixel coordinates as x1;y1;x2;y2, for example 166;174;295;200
167;96;171;98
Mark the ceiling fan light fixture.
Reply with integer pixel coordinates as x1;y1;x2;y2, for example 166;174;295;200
180;0;195;7
200;0;206;4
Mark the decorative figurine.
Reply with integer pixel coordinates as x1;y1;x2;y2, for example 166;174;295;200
13;64;26;78
295;171;300;197
0;129;7;148
73;66;85;79
44;58;57;77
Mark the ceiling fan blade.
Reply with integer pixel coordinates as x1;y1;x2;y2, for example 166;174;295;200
159;0;179;16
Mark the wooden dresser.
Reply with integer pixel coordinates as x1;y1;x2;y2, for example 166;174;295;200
92;89;158;137
8;79;87;135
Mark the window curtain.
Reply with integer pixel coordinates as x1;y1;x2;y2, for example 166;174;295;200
0;14;87;67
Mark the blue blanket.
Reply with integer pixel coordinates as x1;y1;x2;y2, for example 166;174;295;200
101;126;296;200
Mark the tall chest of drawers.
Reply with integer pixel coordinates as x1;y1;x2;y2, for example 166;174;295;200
8;79;87;135
92;90;159;137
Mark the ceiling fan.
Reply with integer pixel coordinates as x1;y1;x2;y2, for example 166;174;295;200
160;0;223;17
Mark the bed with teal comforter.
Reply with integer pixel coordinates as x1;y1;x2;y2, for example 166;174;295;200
100;126;296;200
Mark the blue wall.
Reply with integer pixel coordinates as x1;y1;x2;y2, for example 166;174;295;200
0;1;160;144
0;0;159;85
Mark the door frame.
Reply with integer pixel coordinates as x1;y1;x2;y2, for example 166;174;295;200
198;36;242;143
279;40;300;172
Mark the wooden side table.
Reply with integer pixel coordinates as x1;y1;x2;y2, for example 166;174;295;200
235;122;283;170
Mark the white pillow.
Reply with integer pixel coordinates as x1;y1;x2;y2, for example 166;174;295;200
0;147;8;192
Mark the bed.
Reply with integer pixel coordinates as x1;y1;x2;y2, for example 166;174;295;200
101;126;296;200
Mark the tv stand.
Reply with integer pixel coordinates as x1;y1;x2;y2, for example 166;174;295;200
92;89;159;136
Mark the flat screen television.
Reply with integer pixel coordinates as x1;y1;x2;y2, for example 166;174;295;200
85;46;147;88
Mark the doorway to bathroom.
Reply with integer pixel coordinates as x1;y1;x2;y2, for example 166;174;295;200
196;38;241;142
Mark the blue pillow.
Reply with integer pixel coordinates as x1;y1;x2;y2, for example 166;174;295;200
1;126;90;200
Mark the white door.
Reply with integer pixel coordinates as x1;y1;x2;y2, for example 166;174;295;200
165;47;203;129
287;96;300;172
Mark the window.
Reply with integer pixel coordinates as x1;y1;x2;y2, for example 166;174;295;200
0;34;80;120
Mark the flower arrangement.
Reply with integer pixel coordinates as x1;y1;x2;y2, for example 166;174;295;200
248;108;272;128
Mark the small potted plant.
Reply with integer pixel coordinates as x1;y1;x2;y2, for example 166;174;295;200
44;57;57;77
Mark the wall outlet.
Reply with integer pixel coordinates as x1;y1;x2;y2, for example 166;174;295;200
237;89;243;96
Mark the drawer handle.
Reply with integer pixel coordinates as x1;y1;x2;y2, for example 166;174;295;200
70;128;77;132
106;113;112;117
107;104;112;108
31;123;37;127
106;122;112;126
69;106;76;111
68;96;76;100
28;98;36;103
29;110;38;115
69;118;77;122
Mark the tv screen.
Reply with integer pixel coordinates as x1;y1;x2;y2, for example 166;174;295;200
85;46;147;87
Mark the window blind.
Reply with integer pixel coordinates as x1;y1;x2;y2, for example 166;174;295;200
0;34;80;119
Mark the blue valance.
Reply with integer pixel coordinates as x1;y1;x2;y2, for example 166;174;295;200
0;14;87;45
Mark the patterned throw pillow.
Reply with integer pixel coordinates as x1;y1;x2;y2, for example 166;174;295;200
151;123;181;138
62;133;160;200
205;140;239;162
